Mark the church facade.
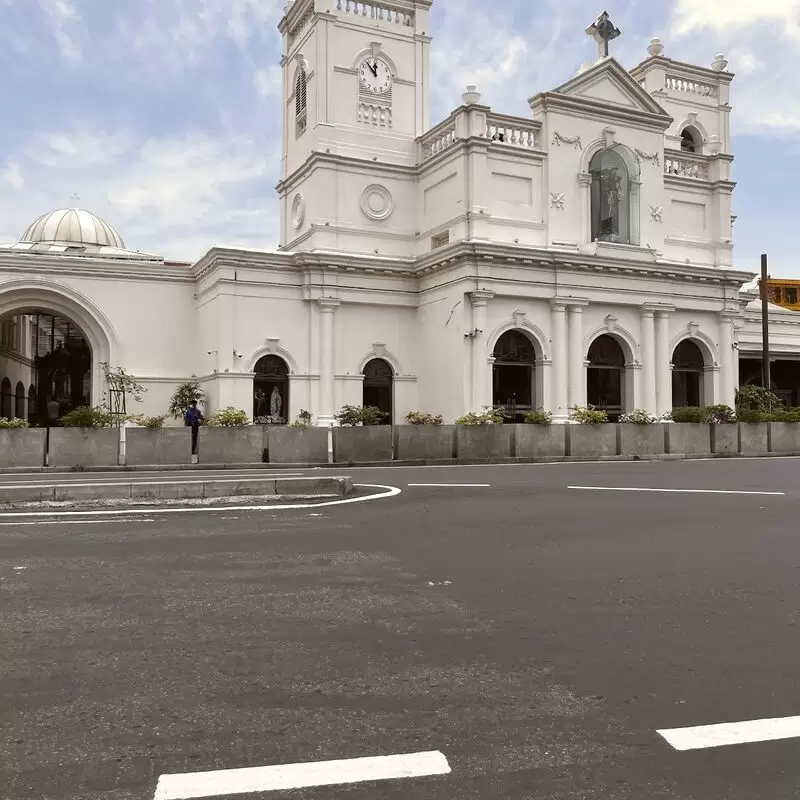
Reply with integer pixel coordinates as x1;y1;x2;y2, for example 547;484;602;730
1;1;799;427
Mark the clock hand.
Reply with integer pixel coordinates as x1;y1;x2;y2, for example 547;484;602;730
369;60;378;77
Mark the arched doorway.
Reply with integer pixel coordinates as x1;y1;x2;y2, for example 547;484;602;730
587;335;625;420
27;385;36;423
253;355;289;424
362;358;393;424
492;330;537;422
672;340;705;407
14;382;25;419
0;378;11;418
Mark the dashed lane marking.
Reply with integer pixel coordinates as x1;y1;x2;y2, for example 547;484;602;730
153;750;451;799
658;714;800;751
568;486;785;496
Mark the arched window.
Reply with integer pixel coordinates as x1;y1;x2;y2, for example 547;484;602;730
680;127;701;153
14;382;25;419
363;358;393;424
492;330;537;422
590;149;630;244
672;340;705;407
254;355;289;424
587;335;626;420
295;68;308;136
28;384;36;423
0;378;11;419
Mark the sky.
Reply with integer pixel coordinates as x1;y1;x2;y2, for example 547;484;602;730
0;0;798;276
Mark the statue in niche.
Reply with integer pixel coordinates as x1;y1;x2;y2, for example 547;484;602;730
270;386;283;419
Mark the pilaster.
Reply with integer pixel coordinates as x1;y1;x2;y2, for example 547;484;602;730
317;297;340;425
640;306;658;415
468;290;494;410
550;301;569;420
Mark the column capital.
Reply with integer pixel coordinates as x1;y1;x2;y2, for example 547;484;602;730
317;297;341;312
719;310;739;321
577;171;592;187
654;305;676;319
469;289;495;306
553;296;590;308
641;302;666;316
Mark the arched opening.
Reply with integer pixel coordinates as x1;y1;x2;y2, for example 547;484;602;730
587;335;626;421
253;355;289;424
14;382;25;419
680;127;701;153
362;358;393;424
590;148;630;244
0;378;11;418
27;384;36;423
492;330;537;422
295;68;308;136
672;340;705;407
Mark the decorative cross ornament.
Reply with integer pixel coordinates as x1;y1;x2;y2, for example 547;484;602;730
70;192;81;204
585;11;621;58
550;192;566;210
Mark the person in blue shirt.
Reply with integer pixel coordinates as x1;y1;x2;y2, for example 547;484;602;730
184;401;204;454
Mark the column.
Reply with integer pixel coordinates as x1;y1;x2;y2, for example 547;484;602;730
719;313;735;407
550;302;568;420
640;308;657;415
655;311;672;416
469;291;494;409
317;298;340;425
567;306;584;409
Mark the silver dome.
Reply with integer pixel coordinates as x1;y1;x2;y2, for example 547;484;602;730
21;207;125;249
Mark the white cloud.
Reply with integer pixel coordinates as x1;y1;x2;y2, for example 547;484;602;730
38;0;82;62
671;0;800;38
1;162;23;189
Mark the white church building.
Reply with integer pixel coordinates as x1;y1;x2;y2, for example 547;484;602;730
1;1;799;427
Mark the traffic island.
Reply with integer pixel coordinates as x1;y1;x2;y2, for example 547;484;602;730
0;476;353;506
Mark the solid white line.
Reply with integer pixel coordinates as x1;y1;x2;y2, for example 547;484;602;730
0;484;401;519
658;714;800;751
568;486;785;496
407;483;490;488
153;750;450;799
0;519;155;527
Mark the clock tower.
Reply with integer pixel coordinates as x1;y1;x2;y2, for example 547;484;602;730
277;0;432;251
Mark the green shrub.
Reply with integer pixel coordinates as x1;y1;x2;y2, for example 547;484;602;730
735;385;783;412
773;408;800;423
706;404;737;424
406;411;444;425
60;406;112;428
134;415;166;428
737;409;768;423
523;410;552;425
289;409;314;429
570;405;608;424
168;380;206;420
619;409;657;425
670;406;708;424
334;405;387;426
0;417;30;429
455;407;505;425
208;407;250;427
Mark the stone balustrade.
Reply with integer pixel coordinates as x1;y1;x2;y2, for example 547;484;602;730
358;102;392;128
665;75;717;98
419;121;458;160
485;115;538;149
664;155;709;180
335;0;414;26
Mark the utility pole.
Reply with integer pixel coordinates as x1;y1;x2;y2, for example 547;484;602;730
761;253;771;392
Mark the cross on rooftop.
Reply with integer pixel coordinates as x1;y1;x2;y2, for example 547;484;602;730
586;11;620;58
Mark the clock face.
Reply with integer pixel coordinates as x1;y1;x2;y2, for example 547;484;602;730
359;57;392;95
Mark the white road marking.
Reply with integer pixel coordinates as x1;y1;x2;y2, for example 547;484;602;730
153;750;451;799
407;483;490;488
0;484;401;519
658;714;800;751
568;486;785;496
0;475;305;490
0;519;156;526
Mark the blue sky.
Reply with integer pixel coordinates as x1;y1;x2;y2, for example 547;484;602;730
0;0;797;276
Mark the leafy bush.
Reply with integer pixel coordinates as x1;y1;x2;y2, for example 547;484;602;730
289;409;313;429
670;406;708;424
735;385;783;412
455;407;505;425
168;380;206;420
619;409;658;425
523;410;552;425
570;405;608;424
60;406;112;428
134;415;166;428
773;408;800;423
0;417;29;429
208;407;250;427
406;411;444;425
334;405;387;426
706;404;737;424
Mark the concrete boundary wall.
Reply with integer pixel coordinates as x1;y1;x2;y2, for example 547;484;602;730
0;429;46;468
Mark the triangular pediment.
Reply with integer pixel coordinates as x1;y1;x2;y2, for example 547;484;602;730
554;57;668;116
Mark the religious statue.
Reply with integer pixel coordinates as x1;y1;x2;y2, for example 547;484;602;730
270;386;283;419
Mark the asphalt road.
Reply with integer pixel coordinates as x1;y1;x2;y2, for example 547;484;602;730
2;458;800;800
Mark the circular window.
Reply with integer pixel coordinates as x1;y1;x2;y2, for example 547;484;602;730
291;194;305;230
360;184;393;221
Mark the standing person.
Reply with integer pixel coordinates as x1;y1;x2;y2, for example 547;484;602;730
184;400;204;455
